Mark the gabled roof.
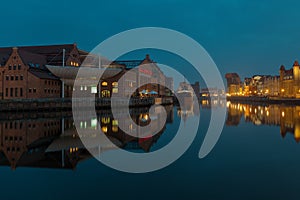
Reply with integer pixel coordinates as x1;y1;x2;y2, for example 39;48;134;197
18;44;76;65
29;68;59;80
0;43;82;66
18;49;47;69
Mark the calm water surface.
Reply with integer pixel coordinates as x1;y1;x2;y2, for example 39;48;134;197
1;102;300;200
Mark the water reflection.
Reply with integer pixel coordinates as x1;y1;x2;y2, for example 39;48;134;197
0;106;174;170
226;102;300;142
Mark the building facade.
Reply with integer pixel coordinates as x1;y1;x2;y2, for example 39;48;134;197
0;44;85;99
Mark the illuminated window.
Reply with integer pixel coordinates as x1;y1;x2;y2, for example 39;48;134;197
71;61;73;66
101;90;110;97
112;88;118;93
101;81;108;86
112;126;118;132
91;118;97;128
101;117;110;124
112;120;118;126
91;86;97;94
101;126;108;133
112;82;118;93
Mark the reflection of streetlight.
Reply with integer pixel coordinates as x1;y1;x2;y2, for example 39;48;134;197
281;111;285;117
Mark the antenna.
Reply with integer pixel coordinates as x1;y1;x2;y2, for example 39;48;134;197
62;49;65;67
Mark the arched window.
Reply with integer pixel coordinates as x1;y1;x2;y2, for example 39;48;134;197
101;81;108;86
101;90;110;98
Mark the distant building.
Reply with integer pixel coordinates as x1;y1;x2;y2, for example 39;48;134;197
225;73;242;95
279;61;300;98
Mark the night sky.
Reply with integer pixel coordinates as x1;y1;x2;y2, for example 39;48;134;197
1;0;300;83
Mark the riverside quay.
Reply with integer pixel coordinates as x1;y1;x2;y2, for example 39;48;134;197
0;43;173;100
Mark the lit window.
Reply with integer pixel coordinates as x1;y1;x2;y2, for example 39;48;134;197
84;86;87;90
91;86;97;94
101;81;108;86
101;126;108;133
112;88;118;93
101;117;110;124
112;120;118;126
112;126;118;132
112;82;118;87
71;61;73;66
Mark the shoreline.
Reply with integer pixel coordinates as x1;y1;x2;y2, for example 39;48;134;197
0;97;174;112
227;96;300;105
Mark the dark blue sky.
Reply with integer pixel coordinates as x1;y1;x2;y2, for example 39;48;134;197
1;0;300;81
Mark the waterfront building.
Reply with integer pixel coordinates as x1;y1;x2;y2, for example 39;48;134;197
0;44;173;100
225;73;242;95
0;44;85;99
279;61;300;98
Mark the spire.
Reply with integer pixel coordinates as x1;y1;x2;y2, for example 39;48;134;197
293;60;299;67
280;65;285;71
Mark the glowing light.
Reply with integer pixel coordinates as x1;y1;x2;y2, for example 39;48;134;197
101;81;108;86
266;110;269;116
101;126;108;133
281;89;285;92
281;111;285;117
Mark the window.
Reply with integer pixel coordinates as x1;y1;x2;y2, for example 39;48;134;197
18;64;21;70
15;88;18;97
112;88;118;93
13;65;16;70
20;88;23;97
29;88;32;93
101;81;108;86
101;90;110;98
5;88;8;97
91;86;97;94
15;76;18;81
6;76;9;81
8;65;11;70
10;88;13;97
20;75;23;80
10;76;14;81
112;82;118;93
33;88;36;93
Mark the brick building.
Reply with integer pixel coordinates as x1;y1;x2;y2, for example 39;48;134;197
0;44;85;99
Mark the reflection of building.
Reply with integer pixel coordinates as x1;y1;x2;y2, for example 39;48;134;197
226;102;300;142
0;106;174;170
